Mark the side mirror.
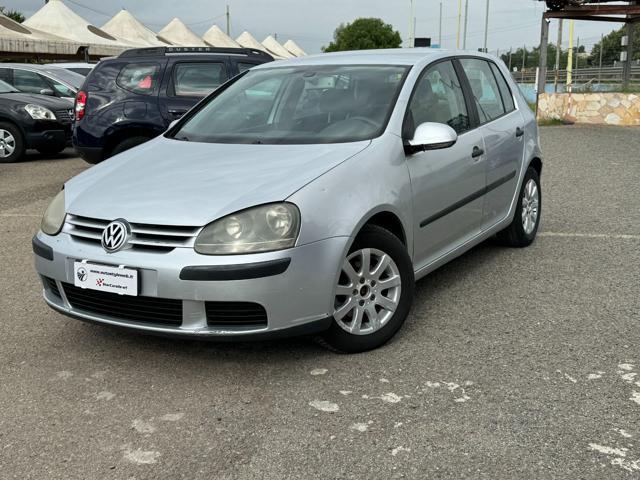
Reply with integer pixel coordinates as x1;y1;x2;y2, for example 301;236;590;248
39;88;55;96
404;122;458;155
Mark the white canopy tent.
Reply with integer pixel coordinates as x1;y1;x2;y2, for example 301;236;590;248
262;35;294;58
283;39;307;57
23;0;130;56
0;13;82;58
202;25;239;48
158;18;206;47
236;31;278;57
102;10;171;47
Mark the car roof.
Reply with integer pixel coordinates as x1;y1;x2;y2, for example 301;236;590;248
253;48;498;69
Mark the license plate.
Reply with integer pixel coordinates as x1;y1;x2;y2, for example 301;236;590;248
73;261;138;296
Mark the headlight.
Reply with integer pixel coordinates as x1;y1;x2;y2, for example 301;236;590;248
25;104;56;120
195;203;300;255
41;190;66;235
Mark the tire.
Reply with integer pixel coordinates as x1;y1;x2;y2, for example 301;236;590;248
496;167;541;248
317;225;414;354
0;121;25;163
36;145;66;156
110;136;150;158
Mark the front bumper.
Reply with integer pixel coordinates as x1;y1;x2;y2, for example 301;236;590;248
25;120;72;150
34;232;348;339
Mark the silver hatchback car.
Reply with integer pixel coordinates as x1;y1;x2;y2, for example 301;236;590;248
34;49;542;353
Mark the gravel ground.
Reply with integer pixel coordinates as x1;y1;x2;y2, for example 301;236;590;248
0;126;639;479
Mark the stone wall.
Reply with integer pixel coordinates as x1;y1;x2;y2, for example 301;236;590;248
537;92;640;126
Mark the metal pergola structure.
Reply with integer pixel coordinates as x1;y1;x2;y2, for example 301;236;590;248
536;1;640;112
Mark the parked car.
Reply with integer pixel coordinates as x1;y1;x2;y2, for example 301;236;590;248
542;0;585;10
34;49;542;353
73;46;273;164
0;64;83;103
0;79;74;163
44;62;96;77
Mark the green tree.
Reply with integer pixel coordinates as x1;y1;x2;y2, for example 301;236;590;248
590;24;640;66
323;18;401;52
0;6;25;23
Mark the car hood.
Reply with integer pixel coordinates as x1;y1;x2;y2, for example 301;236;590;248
66;136;371;226
0;92;71;110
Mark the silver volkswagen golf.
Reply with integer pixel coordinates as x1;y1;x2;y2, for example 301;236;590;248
34;49;542;353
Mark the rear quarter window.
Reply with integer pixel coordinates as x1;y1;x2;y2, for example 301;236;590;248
116;63;160;95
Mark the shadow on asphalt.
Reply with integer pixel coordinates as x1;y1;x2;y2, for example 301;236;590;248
57;237;507;362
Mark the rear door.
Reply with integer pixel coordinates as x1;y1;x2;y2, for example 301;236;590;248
405;59;486;269
458;58;525;229
159;58;229;124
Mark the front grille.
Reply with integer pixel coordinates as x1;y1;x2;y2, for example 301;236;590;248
55;109;74;123
205;301;268;328
43;276;61;298
61;282;183;326
63;214;200;252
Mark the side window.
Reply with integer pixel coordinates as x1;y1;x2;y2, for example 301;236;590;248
489;62;515;113
49;79;74;98
173;62;227;97
0;68;11;84
117;63;160;95
12;70;49;94
237;62;258;74
459;58;506;123
406;60;470;136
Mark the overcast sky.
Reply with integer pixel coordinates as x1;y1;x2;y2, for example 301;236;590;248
7;0;625;54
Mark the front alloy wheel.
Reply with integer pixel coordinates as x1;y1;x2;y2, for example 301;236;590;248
318;225;414;353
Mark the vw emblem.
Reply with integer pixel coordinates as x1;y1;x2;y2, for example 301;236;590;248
101;219;131;253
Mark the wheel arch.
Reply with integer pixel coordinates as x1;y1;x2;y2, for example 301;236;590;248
528;157;542;177
103;123;162;158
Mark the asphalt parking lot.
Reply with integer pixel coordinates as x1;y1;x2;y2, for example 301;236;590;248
1;125;639;479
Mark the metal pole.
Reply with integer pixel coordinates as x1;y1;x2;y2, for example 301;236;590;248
598;33;603;85
536;18;550;116
508;48;512;71
409;0;414;47
226;4;230;36
567;20;574;90
439;2;443;47
456;0;462;49
623;21;634;89
463;0;469;49
575;36;579;80
483;0;490;53
554;19;563;93
522;44;526;72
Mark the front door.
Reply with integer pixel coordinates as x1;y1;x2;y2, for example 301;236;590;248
405;60;486;269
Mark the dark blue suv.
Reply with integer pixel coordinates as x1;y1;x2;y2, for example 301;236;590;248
73;47;273;164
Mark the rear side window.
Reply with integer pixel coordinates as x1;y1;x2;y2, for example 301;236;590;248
12;69;49;94
238;62;258;74
459;58;506;123
173;62;227;97
0;68;10;83
489;62;515;113
117;63;159;95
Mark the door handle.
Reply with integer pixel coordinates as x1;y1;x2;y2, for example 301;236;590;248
168;109;187;117
471;146;484;158
516;127;524;137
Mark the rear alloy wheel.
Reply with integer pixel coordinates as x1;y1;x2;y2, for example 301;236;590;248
496;167;541;247
0;123;24;163
318;225;414;353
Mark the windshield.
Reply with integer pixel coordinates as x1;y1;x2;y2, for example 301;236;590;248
171;65;409;144
0;79;17;93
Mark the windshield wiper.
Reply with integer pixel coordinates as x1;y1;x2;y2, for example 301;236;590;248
175;135;190;142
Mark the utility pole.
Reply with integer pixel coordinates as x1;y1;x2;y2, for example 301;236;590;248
575;36;580;77
508;48;513;71
456;0;462;49
483;0;490;53
439;2;443;47
463;0;469;49
409;0;415;47
522;44;526;71
598;33;604;85
226;4;230;36
536;18;550;116
554;19;563;93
